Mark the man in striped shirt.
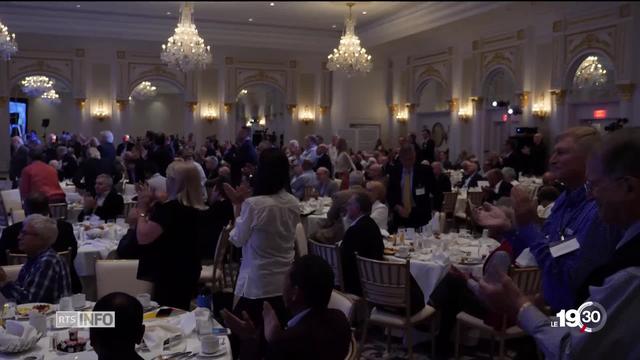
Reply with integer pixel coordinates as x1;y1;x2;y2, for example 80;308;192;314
474;127;622;312
0;214;71;304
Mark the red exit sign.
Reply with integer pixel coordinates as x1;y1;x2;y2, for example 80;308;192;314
593;109;607;119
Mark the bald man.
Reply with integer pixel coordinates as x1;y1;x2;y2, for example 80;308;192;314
456;161;484;188
315;167;339;197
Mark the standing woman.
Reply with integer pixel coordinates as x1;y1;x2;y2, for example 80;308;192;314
135;161;207;310
334;138;355;189
224;148;300;355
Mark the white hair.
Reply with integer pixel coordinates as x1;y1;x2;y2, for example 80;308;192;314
87;147;101;159
502;167;517;181
349;171;365;187
288;140;299;148
96;174;114;188
24;214;58;246
100;130;114;144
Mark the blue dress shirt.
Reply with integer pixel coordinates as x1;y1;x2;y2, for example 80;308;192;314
505;185;622;311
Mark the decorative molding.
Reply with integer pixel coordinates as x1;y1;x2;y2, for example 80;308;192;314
287;104;297;115
620;4;631;18
321;61;327;70
516;29;525;40
224;103;233;113
116;51;125;59
553;21;563;33
617;83;635;101
116;99;128;110
447;98;458;112
75;49;85;58
289;60;297;69
517;91;530;108
407;103;417;114
550;89;566;105
186;101;197;112
225;57;234;65
75;98;86;108
319;105;329;116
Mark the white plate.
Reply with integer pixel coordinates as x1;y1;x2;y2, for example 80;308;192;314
138;333;183;351
199;348;228;358
143;301;160;312
53;351;98;360
15;303;54;318
394;252;411;259
74;301;95;310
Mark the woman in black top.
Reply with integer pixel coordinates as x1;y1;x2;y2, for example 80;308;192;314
197;177;235;262
135;161;207;310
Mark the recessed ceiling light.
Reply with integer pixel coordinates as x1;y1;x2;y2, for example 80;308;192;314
166;11;171;15
269;2;275;6
362;11;367;15
332;25;336;28
76;4;81;8
248;18;253;22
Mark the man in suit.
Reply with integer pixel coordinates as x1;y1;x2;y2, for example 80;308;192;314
222;255;351;360
421;128;436;164
0;192;82;293
77;174;124;222
432;161;452;211
290;160;318;200
313;144;333;176
456;160;484;189
482;168;513;204
315;167;339;198
116;134;134;157
341;191;384;296
524;132;547;176
224;127;258;186
9;136;29;189
500;139;525;175
388;144;439;232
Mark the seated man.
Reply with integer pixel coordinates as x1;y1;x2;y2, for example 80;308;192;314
482;168;513;204
0;214;72;304
366;181;389;231
290;160;318;200
90;292;145;360
309;189;359;245
222;255;351;360
315;167;339;198
340;191;384;296
0;192;82;293
78;173;124;222
455;160;484;189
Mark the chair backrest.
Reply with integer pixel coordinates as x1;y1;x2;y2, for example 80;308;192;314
468;191;485;207
328;290;355;324
6;248;72;266
123;184;137;197
1;189;22;215
355;254;410;310
122;201;137;217
442;192;458;214
303;186;316;202
294;222;308;257
212;222;239;292
1;265;23;282
10;209;26;224
49;203;68;220
95;260;153;298
308;239;343;289
510;266;542;296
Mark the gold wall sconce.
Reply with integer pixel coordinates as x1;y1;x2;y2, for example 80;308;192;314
92;100;110;121
457;107;472;122
391;104;409;123
202;102;219;122
532;103;550;120
299;105;315;125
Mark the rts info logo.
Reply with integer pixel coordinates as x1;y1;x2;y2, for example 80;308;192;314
550;301;607;333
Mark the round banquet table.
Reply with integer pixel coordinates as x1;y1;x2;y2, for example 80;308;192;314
299;198;332;237
384;233;500;304
1;306;232;360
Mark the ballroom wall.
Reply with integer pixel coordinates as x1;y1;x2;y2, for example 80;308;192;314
1;1;639;174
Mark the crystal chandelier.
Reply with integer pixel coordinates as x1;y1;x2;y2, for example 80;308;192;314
0;20;17;60
327;3;372;77
574;56;608;89
41;89;61;104
131;81;157;100
161;2;212;72
20;75;54;97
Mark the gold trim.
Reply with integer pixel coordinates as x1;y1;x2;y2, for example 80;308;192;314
287;104;297;115
319;105;329;115
516;29;525;40
75;98;86;108
447;98;458;112
75;49;85;58
186;101;197;112
116;51;125;59
553;21;563;33
617;83;635;101
224;103;233;113
517;91;530;108
225;57;234;65
116;99;128;110
550;89;566;105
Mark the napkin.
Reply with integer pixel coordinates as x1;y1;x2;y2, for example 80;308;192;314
0;320;38;351
142;322;183;353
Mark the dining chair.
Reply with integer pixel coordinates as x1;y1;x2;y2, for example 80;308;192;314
356;254;438;360
10;209;26;224
0;189;22;227
454;266;542;359
308;239;344;290
122;201;137;217
95;259;153;299
442;192;458;231
212;222;239;294
1;264;23;282
49;203;68;220
6;247;72;266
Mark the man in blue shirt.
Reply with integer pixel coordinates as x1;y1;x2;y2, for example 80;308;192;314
474;126;622;311
477;128;640;359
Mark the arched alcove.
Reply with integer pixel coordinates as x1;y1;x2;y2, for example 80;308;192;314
482;67;517;153
235;83;286;143
128;80;186;138
9;73;73;137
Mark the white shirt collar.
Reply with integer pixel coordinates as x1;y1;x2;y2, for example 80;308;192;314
287;308;311;328
617;221;640;250
494;180;503;193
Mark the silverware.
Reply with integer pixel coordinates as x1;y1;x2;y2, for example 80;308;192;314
151;351;189;360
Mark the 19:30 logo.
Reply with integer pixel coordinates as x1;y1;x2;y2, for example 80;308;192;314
552;301;607;333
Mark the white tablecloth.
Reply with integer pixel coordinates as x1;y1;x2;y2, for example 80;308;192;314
3;309;232;360
73;223;127;277
385;234;500;303
300;198;332;237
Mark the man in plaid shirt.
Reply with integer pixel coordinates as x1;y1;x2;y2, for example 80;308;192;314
0;214;71;304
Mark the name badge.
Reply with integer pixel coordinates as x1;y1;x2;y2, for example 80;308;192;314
415;188;426;196
549;237;580;258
